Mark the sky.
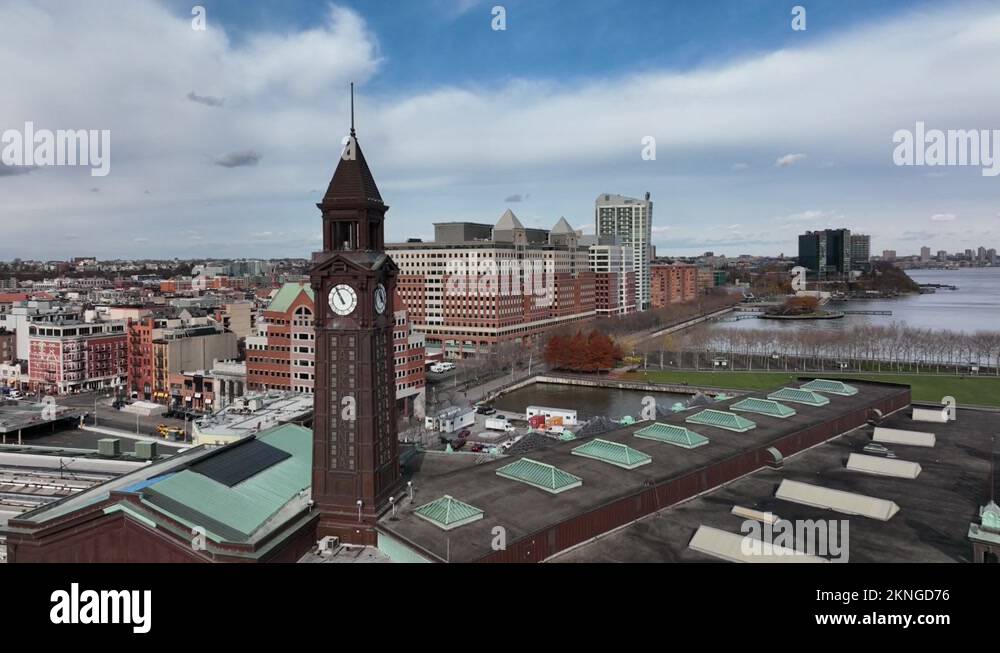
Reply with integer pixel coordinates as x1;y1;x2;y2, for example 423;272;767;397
1;0;999;260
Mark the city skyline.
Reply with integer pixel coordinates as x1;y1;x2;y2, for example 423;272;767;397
3;0;1000;260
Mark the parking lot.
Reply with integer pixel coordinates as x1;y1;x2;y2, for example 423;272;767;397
50;391;195;442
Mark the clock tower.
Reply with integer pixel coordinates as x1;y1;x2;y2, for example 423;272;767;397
310;89;401;544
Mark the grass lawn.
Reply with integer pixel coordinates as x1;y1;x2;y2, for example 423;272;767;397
625;369;1000;408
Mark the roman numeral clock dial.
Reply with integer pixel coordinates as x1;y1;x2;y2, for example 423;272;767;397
328;283;357;316
374;283;387;314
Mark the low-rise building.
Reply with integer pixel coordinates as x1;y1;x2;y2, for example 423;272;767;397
127;311;239;402
167;360;246;413
27;319;128;394
0;328;15;363
651;263;698;307
191;391;313;446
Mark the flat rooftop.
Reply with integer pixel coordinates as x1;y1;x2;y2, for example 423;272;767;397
193;391;313;439
553;405;995;562
380;379;908;562
0;401;85;434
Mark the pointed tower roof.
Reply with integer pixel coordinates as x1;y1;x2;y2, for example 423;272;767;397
551;216;575;234
321;137;383;206
495;208;524;230
321;82;383;207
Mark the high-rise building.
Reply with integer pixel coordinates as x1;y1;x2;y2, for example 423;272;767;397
798;229;851;277
387;212;596;356
588;236;636;317
920;246;931;263
883;250;897;261
978;246;988;265
988;249;997;266
937;250;948;261
849;234;871;271
595;193;652;310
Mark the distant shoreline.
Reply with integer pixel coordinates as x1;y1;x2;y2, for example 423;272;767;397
760;311;845;320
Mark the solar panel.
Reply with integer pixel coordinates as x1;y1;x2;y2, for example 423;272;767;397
191;438;291;487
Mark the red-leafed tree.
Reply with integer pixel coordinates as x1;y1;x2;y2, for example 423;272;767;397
544;329;623;372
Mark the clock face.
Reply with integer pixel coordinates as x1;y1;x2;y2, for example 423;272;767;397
374;284;387;314
328;284;357;316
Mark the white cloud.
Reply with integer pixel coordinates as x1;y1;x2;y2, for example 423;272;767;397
775;153;806;168
4;1;1000;257
930;213;957;222
731;162;750;171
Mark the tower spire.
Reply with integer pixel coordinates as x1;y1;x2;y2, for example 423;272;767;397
350;82;356;137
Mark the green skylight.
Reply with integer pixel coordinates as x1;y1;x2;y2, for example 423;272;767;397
413;495;484;531
495;458;582;494
767;387;830;406
801;379;859;396
685;409;756;433
730;398;797;419
633;423;710;449
571;438;652;469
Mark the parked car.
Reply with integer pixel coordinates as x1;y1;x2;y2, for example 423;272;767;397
430;362;456;373
476;404;496;415
9;390;24;400
469;443;484;453
863;442;897;458
456;428;471;439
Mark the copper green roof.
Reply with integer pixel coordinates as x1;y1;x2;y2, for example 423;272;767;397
138;423;312;542
571;438;651;469
413;495;484;530
686;409;756;433
634;423;709;448
801;379;859;396
495;458;582;494
266;282;314;313
730;398;797;419
767;387;830;406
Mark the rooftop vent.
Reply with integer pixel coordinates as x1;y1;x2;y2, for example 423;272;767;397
634;423;709;448
767;387;830;406
685;409;756;433
571;438;651;470
495;458;582;494
730;398;796;419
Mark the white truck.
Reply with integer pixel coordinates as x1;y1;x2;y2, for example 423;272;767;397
429;362;456;373
485;417;516;432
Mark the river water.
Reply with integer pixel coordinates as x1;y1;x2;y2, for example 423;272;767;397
707;268;1000;334
492;382;691;420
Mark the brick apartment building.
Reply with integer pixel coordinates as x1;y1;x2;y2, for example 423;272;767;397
246;282;426;417
387;211;597;356
651;263;698;307
127;313;239;402
28;319;128;394
0;328;15;363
